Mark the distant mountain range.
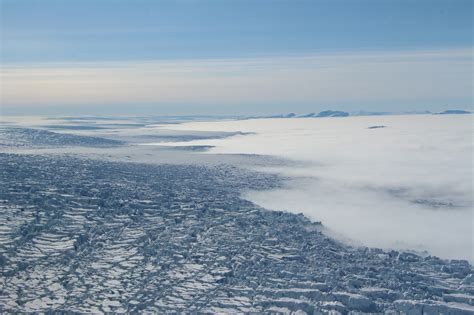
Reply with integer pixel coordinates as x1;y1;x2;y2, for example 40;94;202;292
239;109;471;120
434;109;471;115
300;110;349;117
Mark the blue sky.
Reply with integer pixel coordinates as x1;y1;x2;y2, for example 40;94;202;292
1;0;472;115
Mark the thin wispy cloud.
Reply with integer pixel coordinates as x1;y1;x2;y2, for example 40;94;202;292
2;49;472;111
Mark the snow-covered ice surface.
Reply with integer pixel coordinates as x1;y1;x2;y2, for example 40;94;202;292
0;116;473;314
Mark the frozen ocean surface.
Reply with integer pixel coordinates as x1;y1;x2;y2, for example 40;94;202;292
156;114;473;261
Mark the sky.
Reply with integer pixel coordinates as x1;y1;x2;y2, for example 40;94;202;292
0;0;473;115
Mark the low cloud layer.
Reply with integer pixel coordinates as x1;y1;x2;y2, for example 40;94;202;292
163;115;473;261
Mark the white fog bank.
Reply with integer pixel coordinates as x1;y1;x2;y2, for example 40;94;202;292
162;115;473;261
